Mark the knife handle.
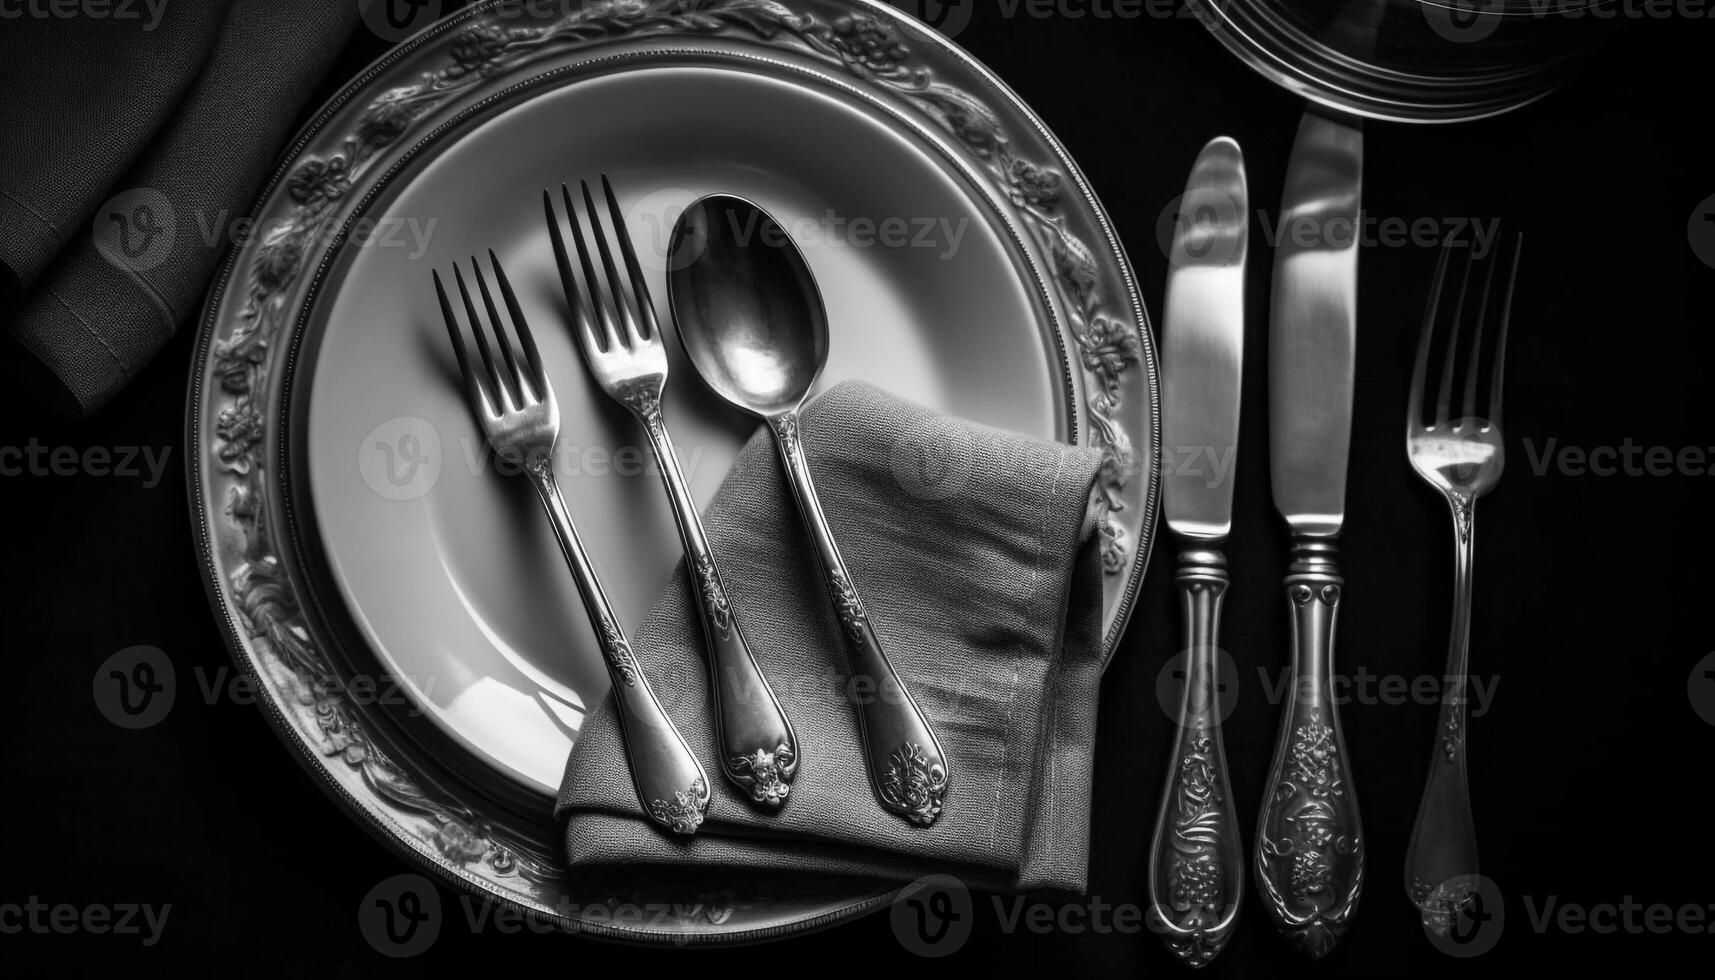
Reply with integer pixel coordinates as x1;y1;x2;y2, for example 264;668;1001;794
1148;548;1244;967
1255;540;1364;958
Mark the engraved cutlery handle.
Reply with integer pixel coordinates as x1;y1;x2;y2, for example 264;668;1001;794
1255;540;1363;958
1405;496;1479;935
770;412;948;827
639;410;798;808
1148;548;1243;966
528;467;708;834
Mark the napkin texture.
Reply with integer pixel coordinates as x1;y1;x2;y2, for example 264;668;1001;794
0;0;359;415
556;381;1112;894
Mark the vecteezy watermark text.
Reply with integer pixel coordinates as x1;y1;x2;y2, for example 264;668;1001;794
92;645;439;729
1425;0;1715;48
0;897;171;947
94;186;437;276
359;874;735;956
0;441;172;488
1522;438;1715;478
0;0;169;31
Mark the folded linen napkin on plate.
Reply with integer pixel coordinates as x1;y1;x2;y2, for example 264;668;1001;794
556;381;1116;894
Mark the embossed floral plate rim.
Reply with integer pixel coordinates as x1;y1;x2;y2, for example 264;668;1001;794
187;0;1159;943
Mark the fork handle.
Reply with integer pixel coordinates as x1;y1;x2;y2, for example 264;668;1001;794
1255;539;1364;958
768;411;948;827
639;410;799;808
1148;547;1243;966
1404;494;1480;935
528;466;709;835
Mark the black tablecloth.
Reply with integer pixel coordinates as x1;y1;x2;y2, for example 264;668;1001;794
2;4;1710;976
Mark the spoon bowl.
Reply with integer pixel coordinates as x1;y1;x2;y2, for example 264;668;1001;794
667;195;827;419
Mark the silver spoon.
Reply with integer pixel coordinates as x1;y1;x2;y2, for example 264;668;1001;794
667;194;950;827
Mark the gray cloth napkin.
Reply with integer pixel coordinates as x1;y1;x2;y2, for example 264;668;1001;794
556;381;1112;894
0;0;360;415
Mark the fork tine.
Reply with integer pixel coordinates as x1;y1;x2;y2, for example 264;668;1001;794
489;248;547;401
470;256;525;410
453;263;508;412
601;174;661;342
1462;230;1502;423
565;183;624;352
581;179;646;349
1488;234;1523;430
546;188;605;359
435;270;495;417
1434;246;1475;427
1410;239;1455;432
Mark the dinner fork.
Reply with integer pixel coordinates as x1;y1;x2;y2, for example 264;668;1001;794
434;252;709;836
1402;233;1522;934
546;177;799;808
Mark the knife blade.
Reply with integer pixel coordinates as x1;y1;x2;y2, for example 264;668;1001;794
1255;108;1366;960
1162;136;1248;542
1268;109;1362;536
1147;136;1248;967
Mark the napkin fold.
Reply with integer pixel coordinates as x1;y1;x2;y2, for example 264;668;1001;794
556;381;1113;894
0;0;360;415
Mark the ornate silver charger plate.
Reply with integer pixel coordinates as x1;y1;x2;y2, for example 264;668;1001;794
188;0;1158;943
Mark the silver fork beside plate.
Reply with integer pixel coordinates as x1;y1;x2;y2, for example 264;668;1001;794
1403;233;1523;934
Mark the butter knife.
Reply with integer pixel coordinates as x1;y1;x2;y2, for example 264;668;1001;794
1255;108;1365;959
1146;136;1249;968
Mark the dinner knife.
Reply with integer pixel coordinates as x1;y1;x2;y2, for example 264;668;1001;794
1255;108;1365;959
1146;136;1249;968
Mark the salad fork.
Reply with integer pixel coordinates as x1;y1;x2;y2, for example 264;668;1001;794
433;252;709;835
1403;233;1522;933
546;177;799;808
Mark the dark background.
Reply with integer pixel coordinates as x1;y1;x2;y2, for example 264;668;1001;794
3;2;1710;976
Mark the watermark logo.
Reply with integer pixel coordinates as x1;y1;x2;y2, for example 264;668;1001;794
92;646;175;730
1147;658;1501;721
890;415;976;501
621;186;703;274
612;189;973;270
359;874;442;957
1154;645;1241;725
1689;651;1715;726
891;874;973;957
1424;874;1506;957
360;417;444;501
1155;188;1246;269
359;0;444;42
1423;0;1506;43
890;0;976;37
1689;193;1715;269
93;188;176;273
92;646;438;727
